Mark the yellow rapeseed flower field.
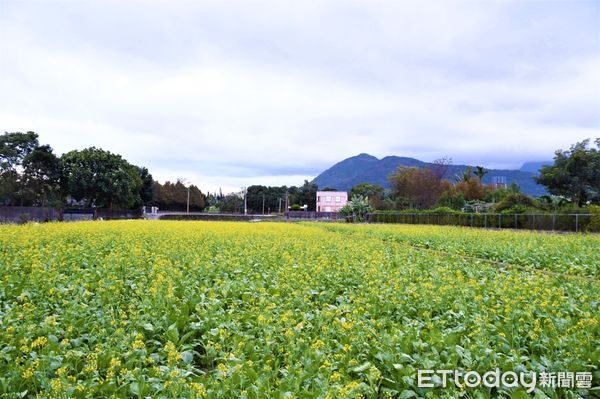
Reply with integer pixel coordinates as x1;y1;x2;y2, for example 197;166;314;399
0;221;598;398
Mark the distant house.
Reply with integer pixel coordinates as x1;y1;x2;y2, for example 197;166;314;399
316;191;348;212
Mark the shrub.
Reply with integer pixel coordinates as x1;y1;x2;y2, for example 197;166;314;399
17;213;31;224
437;192;465;210
494;194;539;212
586;205;600;232
423;206;460;215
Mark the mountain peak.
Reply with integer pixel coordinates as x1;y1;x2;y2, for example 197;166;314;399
351;153;379;161
520;161;551;174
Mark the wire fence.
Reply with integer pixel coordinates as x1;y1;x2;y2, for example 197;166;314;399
3;206;595;232
366;213;596;232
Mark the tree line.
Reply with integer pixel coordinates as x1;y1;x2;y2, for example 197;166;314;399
3;131;597;214
0;131;209;211
0;132;151;209
152;180;205;212
360;138;599;213
204;181;319;214
240;138;599;215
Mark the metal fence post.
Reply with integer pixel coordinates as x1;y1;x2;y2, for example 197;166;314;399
381;213;592;232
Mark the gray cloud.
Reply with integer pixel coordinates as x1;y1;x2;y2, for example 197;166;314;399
1;0;598;193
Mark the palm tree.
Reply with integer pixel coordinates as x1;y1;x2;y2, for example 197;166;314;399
339;195;373;222
475;166;487;181
455;166;473;183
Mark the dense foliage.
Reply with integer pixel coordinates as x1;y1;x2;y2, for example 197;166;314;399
61;148;144;209
209;181;319;214
349;184;384;209
0;132;154;210
339;195;373;222
342;139;600;214
0;221;597;398
152;181;206;212
0;132;59;206
536;139;600;207
388;167;449;209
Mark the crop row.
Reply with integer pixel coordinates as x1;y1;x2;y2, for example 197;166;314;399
317;223;600;278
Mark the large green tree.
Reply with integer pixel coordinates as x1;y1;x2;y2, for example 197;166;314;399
22;145;62;207
219;193;244;213
536;138;600;206
138;167;154;205
294;180;318;211
61;147;143;209
0;132;40;205
0;131;39;173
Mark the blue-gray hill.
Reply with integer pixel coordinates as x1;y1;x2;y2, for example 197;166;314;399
312;153;547;196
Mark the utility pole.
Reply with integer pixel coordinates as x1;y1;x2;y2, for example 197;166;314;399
262;193;265;215
285;192;289;212
243;187;247;215
180;178;191;213
278;197;282;213
186;186;190;213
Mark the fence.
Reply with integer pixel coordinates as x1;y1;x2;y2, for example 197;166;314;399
95;208;143;220
0;206;62;223
62;208;143;221
286;211;347;221
0;206;143;223
366;213;596;232
159;213;283;221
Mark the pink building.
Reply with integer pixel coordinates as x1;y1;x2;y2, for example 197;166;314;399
316;191;348;212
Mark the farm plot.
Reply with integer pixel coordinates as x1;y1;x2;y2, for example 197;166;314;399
0;221;598;398
317;223;600;278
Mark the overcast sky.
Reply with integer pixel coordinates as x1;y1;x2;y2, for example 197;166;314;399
1;0;599;193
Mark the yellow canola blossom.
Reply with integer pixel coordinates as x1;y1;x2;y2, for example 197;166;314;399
0;220;597;398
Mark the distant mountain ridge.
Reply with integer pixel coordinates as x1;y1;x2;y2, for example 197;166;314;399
519;161;552;173
312;153;548;196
